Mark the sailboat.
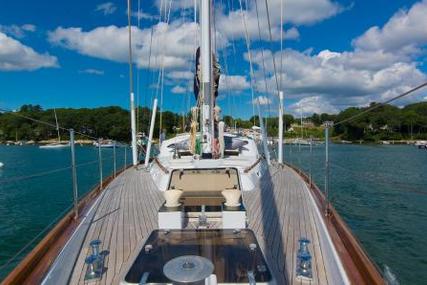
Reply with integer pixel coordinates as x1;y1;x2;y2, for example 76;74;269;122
39;109;69;149
4;1;385;284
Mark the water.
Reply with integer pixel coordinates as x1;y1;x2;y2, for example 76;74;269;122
0;144;426;284
0;145;131;280
284;143;427;285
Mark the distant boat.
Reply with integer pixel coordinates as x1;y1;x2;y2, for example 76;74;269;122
93;139;117;148
39;142;70;149
39;109;68;149
415;140;427;149
0;162;4;168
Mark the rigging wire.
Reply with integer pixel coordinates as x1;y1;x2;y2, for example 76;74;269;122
263;0;281;96
238;0;257;125
333;81;427;127
253;0;273;124
0;156;114;185
156;0;174;138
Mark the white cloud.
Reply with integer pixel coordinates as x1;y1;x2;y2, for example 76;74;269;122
131;10;159;21
353;0;427;54
167;70;193;80
79;68;104;75
48;21;199;70
0;32;58;71
95;2;117;15
252;96;272;105
215;0;341;43
171;85;187;94
289;96;339;115
0;24;36;39
155;0;194;11
219;75;250;91
21;24;36;32
246;47;426;110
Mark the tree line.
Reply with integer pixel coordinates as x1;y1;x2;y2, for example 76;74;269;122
0;102;426;142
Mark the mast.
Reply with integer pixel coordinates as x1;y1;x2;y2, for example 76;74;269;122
128;0;138;166
54;108;61;143
278;91;284;164
200;0;213;157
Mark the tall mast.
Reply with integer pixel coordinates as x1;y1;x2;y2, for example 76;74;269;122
128;0;138;166
54;108;61;143
200;0;213;157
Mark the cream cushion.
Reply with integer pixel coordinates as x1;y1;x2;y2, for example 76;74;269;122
164;190;183;207
221;190;241;206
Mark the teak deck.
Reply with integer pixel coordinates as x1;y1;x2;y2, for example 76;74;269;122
5;164;384;285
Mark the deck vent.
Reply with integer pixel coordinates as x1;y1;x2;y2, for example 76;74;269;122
296;238;312;280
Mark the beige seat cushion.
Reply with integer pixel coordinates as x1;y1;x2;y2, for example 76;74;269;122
221;190;241;206
164;190;183;207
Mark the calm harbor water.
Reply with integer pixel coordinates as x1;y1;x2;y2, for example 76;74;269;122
284;143;427;285
0;145;131;280
0;144;426;284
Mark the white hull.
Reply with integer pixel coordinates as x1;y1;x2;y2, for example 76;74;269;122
39;143;69;149
93;142;116;148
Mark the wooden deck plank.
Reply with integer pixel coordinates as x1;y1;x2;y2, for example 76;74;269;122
63;163;345;285
243;164;334;285
66;168;163;285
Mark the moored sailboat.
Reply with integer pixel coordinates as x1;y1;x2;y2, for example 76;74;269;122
39;109;69;149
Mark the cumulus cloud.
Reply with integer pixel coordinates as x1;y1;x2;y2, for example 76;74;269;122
252;96;272;105
0;32;58;71
215;0;341;42
219;75;250;91
131;10;159;21
171;85;187;94
48;21;200;70
0;24;36;39
353;0;427;54
79;68;104;75
288;96;339;115
167;70;193;80
95;2;117;15
246;47;426;112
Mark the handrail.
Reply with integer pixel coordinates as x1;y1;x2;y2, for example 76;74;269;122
0;154;115;185
153;157;169;174
244;156;262;173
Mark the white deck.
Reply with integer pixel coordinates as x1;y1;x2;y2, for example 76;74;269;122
43;164;348;285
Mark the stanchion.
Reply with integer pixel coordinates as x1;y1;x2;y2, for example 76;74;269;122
113;141;117;177
324;121;333;215
70;129;79;219
124;145;127;167
98;138;103;190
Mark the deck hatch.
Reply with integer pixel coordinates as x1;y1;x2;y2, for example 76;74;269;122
124;229;272;284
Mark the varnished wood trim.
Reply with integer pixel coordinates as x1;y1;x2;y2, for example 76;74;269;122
153;158;169;174
1;166;132;285
285;163;385;285
244;157;262;173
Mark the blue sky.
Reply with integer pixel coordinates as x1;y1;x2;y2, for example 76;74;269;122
1;0;427;119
